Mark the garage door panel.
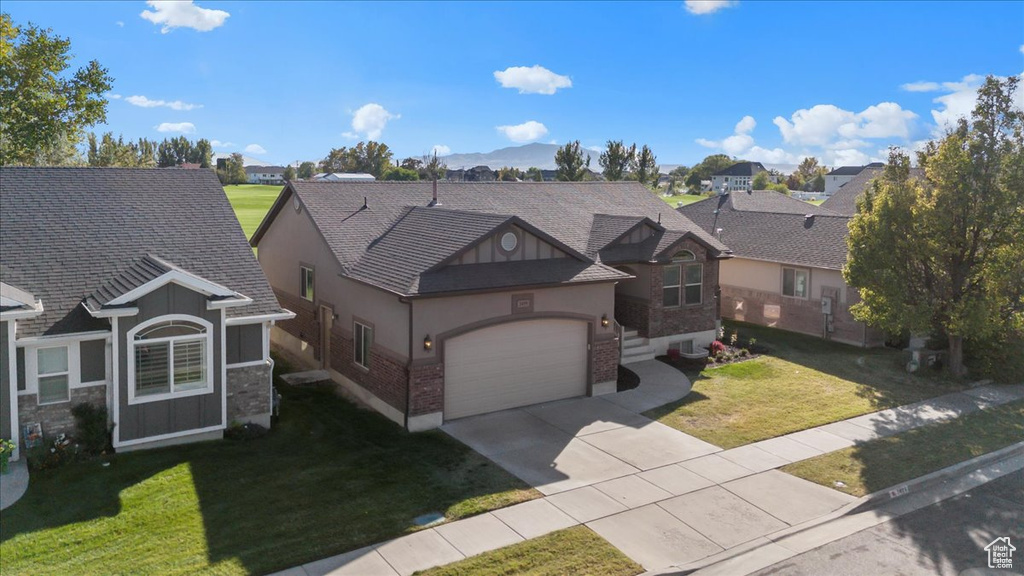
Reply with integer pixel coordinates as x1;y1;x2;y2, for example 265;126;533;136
445;319;588;420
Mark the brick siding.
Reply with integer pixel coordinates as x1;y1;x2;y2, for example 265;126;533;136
274;288;320;360
226;362;272;422
409;363;444;416
330;323;409;413
592;338;620;384
614;294;650;335
18;384;106;439
649;257;719;338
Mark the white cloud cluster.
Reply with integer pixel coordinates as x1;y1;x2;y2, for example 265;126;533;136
125;95;202;111
342;103;399;140
140;1;229;33
495;121;548;143
900;73;1024;135
684;1;737;15
493;65;572;95
773;102;916;146
244;144;267;155
155;122;196;134
696;115;757;155
430;144;451;156
210;139;236;148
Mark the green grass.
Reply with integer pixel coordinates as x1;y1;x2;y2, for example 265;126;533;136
416;526;643;576
223;184;283;240
0;362;538;576
646;321;965;448
660;193;707;207
806;199;826;205
782;400;1024;497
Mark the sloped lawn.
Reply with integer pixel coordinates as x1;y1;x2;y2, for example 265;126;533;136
0;362;538;576
647;321;965;448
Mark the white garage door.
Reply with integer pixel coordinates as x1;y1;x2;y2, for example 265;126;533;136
444;319;588;420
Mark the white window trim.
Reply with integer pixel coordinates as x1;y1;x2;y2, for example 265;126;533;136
782;267;811;300
683;262;703;306
127;314;215;405
22;341;83;398
300;266;315;302
353;321;372;369
35;346;71;405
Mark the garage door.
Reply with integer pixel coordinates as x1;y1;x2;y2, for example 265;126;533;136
444;319;588;420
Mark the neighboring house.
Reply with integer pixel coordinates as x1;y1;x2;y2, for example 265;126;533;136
680;190;885;347
821;165;924;216
246;165;287;185
251;181;730;430
0;168;293;460
823;162;884;196
311;172;376;182
710;162;767;193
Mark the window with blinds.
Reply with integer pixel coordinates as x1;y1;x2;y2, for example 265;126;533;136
132;319;210;399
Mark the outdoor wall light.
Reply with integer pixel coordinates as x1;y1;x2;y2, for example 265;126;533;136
601;314;610;328
423;335;433;351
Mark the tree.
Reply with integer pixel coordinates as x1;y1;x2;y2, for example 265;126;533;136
383;166;419;181
283;165;296;181
216;152;247;185
810;173;826;192
555;140;590;181
786;172;804;190
795;157;827;186
598;140;635;181
496;166;523;181
298;161;316;179
318;141;394;178
752;171;771;190
400;157;423;171
685;154;739;191
632;144;659;188
844;76;1024;376
525;166;544;182
418;152;447;181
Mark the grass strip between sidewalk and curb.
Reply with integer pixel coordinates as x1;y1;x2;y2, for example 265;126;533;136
415;526;643;576
782;399;1024;497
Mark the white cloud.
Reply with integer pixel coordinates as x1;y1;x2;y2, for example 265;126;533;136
345;103;398;140
125;95;202;111
210;139;235;148
430;144;451;156
695;115;756;156
107;93;122;100
927;73;1024;135
853;102;917;139
734;115;756;134
140;1;229;34
244;144;267;155
116;21;125;28
774;102;916;146
828;148;871;166
155;122;196;134
1020;44;1024;54
684;1;737;15
900;81;940;92
493;65;572;95
496;120;548;143
745;146;803;165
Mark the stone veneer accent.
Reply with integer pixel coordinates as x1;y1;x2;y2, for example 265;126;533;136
274;288;321;361
409;362;444;416
330;323;409;413
18;384;106;438
226;362;272;423
592;337;620;385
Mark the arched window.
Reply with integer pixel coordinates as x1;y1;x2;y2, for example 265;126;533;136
674;250;696;262
129;316;213;403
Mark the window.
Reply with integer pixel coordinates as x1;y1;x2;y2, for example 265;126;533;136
783;267;809;299
669;340;694;354
354;321;372;369
300;266;315;302
37;346;70;405
663;251;702;307
132;319;210;400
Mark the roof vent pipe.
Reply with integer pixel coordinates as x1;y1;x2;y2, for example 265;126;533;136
362;197;367;210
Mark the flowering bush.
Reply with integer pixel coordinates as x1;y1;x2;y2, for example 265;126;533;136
27;434;80;471
709;340;727;357
0;439;15;473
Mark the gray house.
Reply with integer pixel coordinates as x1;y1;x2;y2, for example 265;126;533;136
0;168;292;460
251;181;730;431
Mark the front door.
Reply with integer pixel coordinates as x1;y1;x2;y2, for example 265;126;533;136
319;305;333;369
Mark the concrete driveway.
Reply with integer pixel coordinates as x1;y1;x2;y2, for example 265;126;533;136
442;360;720;495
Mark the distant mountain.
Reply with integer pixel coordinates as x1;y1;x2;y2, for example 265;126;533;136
441;143;573;170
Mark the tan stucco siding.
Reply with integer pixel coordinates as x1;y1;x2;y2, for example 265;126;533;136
411;282;616;362
721;258;849;303
614;263;651;300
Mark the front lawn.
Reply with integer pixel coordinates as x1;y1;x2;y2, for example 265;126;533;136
223;184;283;240
660;193;706;207
0;361;538;576
646;321;964;448
416;526;643;576
782;400;1024;496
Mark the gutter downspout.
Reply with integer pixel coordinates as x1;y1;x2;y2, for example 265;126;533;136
401;296;413;430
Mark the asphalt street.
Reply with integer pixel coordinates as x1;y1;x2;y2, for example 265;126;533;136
749;469;1024;576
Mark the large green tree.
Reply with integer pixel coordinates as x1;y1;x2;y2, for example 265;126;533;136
283;165;296;181
0;14;113;165
844;76;1024;376
554;140;590;181
685;154;738;191
632;144;659;188
319;141;393;178
216;152;247;185
297;161;316;179
598;140;635;181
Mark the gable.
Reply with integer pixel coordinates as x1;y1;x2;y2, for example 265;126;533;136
448;224;568;265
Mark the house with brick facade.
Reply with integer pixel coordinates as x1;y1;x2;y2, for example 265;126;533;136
680;189;886;347
0;167;293;461
251;181;730;431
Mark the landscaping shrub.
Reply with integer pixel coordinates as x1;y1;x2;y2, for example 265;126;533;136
709;340;727;357
26;434;80;471
964;329;1024;383
71;403;111;455
0;438;14;473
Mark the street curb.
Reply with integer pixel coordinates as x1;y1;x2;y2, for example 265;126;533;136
651;441;1024;576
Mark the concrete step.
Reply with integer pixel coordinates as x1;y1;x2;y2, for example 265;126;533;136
623;329;639;339
621;350;656;364
622;337;650;350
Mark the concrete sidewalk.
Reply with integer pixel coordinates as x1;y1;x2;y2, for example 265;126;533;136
271;383;1024;576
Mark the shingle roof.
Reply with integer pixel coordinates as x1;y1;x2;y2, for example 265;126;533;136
826;166;865;176
0;167;287;337
245;165;286;174
729;190;840;215
416;259;627;295
253;181;726;296
82;254;245;313
0;273;38;314
712;162;766;177
680;194;852;270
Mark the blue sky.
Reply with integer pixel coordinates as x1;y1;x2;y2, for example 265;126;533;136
5;1;1023;167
